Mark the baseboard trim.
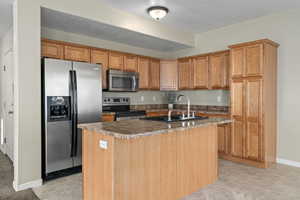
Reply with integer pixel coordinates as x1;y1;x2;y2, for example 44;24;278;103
13;179;43;191
277;158;300;168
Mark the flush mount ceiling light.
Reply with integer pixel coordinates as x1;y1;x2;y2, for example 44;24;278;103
147;6;169;21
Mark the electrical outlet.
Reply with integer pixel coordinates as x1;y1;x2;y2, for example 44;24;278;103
217;96;222;102
153;96;156;101
99;140;108;149
141;96;144;102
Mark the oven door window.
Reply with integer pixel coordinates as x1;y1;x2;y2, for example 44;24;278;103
112;76;133;89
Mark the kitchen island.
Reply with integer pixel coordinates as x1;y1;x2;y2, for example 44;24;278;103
80;118;231;200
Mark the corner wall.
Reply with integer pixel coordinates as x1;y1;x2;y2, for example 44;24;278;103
13;0;42;190
171;9;300;163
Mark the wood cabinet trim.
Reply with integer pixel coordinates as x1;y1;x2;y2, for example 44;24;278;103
229;39;279;49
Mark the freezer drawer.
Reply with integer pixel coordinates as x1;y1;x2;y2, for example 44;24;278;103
46;121;73;174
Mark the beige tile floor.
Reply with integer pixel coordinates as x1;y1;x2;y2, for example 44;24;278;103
33;159;300;200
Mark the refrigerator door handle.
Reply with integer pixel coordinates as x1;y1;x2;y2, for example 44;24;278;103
72;70;78;157
69;70;78;157
69;70;75;157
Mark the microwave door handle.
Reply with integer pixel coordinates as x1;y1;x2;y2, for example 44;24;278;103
133;77;136;90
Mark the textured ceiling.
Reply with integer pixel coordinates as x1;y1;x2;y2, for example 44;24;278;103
0;0;13;38
41;8;192;51
102;0;300;33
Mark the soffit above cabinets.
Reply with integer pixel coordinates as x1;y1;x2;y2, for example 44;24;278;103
102;0;300;33
41;8;193;52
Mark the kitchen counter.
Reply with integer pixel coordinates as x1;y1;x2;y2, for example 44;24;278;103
82;117;229;199
79;118;232;139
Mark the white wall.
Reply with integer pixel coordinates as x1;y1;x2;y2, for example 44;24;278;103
172;9;300;163
0;28;13;154
41;27;171;59
13;0;42;190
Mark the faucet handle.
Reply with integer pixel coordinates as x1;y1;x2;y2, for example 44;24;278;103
191;111;195;118
181;112;186;119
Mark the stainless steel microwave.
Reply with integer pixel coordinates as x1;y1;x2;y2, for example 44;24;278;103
108;69;139;92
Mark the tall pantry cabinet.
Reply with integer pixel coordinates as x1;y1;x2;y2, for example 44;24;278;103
227;39;279;168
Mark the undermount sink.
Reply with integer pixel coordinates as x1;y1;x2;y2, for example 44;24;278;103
142;115;208;123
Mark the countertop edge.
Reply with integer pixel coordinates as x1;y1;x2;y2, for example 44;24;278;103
79;119;233;139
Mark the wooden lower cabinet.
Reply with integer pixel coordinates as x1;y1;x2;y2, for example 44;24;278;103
83;125;218;200
231;120;244;158
217;124;231;155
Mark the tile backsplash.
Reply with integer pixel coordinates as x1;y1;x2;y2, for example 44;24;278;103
103;91;168;105
103;90;229;106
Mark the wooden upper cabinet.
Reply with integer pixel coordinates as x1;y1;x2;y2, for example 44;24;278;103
160;60;178;91
192;55;209;89
245;44;263;77
245;78;262;161
231;47;244;78
91;49;109;89
223;53;230;88
42;41;64;59
138;57;150;89
109;51;124;70
124;54;138;72
64;45;91;62
178;58;192;90
149;59;160;90
209;51;229;89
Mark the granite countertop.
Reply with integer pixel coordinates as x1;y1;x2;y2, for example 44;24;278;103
79;118;232;139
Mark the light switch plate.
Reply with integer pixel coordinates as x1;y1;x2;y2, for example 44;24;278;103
99;140;108;149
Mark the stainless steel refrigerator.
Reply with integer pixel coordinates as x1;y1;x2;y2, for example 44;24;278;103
42;58;102;180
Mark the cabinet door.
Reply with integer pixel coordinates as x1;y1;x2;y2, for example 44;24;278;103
109;51;124;70
245;79;263;161
160;60;178;91
138;57;150;89
42;41;64;59
222;53;230;88
231;47;244;78
231;120;244;158
124;54;137;72
218;124;231;155
231;79;244;120
209;52;229;89
178;58;192;90
209;54;222;89
231;79;245;158
91;49;109;89
245;44;263;77
192;56;209;89
64;45;90;62
149;59;160;90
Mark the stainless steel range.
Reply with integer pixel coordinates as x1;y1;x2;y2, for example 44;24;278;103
103;97;146;121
